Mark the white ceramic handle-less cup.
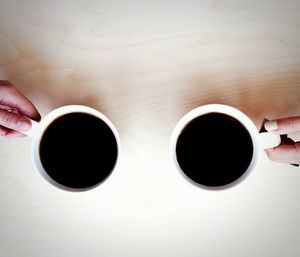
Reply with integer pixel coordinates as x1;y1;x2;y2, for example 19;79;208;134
21;105;121;192
170;104;281;190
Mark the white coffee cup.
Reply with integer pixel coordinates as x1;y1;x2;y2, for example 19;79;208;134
22;105;121;192
170;104;281;190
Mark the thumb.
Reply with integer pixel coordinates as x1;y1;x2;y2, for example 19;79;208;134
265;142;300;165
0;109;31;131
264;116;300;135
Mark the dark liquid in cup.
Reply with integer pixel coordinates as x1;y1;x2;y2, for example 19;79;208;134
176;113;253;187
39;113;118;189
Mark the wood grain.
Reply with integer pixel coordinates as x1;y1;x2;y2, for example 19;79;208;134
1;1;300;257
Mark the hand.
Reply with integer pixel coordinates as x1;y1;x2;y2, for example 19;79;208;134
0;80;41;138
264;117;300;165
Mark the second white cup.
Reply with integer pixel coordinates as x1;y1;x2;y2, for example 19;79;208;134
170;104;281;190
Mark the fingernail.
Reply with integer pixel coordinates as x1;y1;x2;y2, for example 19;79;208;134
264;120;278;131
17;118;31;131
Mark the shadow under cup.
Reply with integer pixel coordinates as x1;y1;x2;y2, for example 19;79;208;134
34;108;119;192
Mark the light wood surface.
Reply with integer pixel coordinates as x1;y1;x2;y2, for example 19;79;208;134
1;1;300;256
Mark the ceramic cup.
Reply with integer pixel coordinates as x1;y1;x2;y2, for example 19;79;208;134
22;105;121;192
170;104;281;190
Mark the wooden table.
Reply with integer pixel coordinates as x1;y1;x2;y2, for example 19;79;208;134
1;1;300;256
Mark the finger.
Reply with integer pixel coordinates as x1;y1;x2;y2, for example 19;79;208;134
0;83;41;121
0;109;31;131
264;116;300;135
0;125;26;138
265;142;300;164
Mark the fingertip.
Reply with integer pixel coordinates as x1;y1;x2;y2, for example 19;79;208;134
21;107;41;122
29;106;41;122
35;111;42;122
264;120;278;132
269;116;300;134
6;130;26;138
0;125;26;138
264;148;275;161
265;144;300;164
16;117;32;131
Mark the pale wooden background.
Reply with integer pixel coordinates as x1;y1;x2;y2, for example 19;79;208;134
1;0;300;257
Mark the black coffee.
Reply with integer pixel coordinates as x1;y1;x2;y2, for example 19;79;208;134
39;113;118;189
176;113;253;187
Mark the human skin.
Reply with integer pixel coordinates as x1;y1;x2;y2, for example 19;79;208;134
0;80;40;138
265;117;300;165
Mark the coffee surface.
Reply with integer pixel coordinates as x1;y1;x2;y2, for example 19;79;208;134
176;113;253;187
39;113;118;189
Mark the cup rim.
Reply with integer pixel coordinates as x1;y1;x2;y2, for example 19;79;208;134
31;105;121;192
170;104;260;190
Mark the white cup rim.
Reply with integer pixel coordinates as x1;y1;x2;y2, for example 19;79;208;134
31;105;121;192
170;104;260;190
